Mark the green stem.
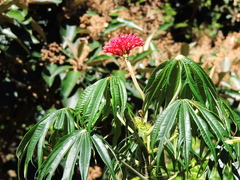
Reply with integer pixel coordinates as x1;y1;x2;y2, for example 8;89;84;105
125;57;145;101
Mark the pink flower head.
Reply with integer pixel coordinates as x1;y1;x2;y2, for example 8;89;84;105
103;33;144;56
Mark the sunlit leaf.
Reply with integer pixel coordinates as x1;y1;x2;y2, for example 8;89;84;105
144;55;220;115
116;18;143;31
103;22;126;34
130;50;152;65
61;70;83;99
30;0;62;4
6;9;25;21
61;129;91;180
158;22;173;31
86;10;97;16
60;25;78;49
178;101;192;171
75;77;110;128
110;76;127;116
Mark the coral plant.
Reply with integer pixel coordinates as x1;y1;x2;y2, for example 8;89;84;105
17;34;240;179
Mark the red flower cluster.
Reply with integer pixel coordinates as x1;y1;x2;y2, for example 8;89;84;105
103;33;144;56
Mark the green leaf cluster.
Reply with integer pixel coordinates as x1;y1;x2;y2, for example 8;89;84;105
17;76;127;180
17;55;240;179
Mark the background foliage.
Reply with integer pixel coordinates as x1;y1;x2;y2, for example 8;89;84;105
0;0;240;179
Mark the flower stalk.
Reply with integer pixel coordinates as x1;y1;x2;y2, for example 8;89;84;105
124;56;145;101
103;33;146;101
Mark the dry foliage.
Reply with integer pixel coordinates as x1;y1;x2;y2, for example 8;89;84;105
80;14;108;40
87;166;102;180
41;42;66;64
189;32;240;90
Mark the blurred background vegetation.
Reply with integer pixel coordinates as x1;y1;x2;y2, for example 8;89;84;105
0;0;239;179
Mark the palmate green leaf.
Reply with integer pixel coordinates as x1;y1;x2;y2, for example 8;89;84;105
91;134;117;180
197;103;234;158
16;125;38;179
188;105;217;160
37;129;89;180
84;78;109;128
75;82;95;125
144;59;182;114
185;62;218;111
151;99;232;175
16;108;75;179
178;101;192;172
61;129;91;180
75;77;110;128
78;132;91;180
110;76;127;116
220;98;240;130
151;100;181;169
75;76;126;129
143;60;172;114
144;55;220;115
109;76;127;145
17;112;58;179
82;78;108;122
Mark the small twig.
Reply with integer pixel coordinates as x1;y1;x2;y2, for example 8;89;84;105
119;159;149;180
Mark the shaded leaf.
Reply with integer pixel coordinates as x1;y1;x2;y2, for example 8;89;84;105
91;134;117;180
37;129;88;180
16;108;75;179
188;105;217;160
151;100;181;169
42;64;72;87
